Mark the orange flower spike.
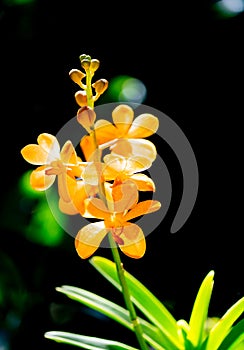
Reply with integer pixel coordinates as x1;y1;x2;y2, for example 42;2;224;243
75;180;161;259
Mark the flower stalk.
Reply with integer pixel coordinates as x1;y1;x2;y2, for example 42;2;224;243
108;233;149;350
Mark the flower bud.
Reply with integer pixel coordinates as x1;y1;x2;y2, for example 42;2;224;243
69;69;86;87
79;54;91;62
90;59;100;72
75;90;87;106
80;59;91;71
92;79;109;95
77;106;96;133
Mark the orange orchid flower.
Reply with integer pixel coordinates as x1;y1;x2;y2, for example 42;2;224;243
80;104;159;161
20;133;88;210
75;180;161;259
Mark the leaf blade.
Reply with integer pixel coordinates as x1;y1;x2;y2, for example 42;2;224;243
187;270;215;347
90;256;183;350
56;285;168;350
206;296;244;350
44;331;139;350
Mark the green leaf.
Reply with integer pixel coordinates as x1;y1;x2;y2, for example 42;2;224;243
56;285;170;350
187;270;215;347
218;318;244;350
44;331;139;349
205;296;244;350
90;256;183;350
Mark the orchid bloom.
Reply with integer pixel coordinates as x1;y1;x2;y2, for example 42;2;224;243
20;133;86;210
75;180;161;259
80;104;159;161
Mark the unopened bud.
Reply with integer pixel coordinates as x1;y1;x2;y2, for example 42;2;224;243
90;59;100;72
69;69;86;87
75;90;87;107
77;106;96;132
79;54;91;62
80;59;91;70
92;79;109;95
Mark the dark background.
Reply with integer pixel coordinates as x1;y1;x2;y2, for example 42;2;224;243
0;0;243;349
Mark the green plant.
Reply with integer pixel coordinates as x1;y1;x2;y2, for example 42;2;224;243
44;257;244;350
20;53;244;350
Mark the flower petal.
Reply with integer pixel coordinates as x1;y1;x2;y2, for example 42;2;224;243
119;139;157;162
59;198;79;215
119;223;146;259
104;154;152;174
127;113;159;138
75;222;108;259
83;198;110;220
80;134;96;161
123;200;161;222
112;104;134;136
30;166;56;191
94;119;119;144
60;140;78;164
130;173;156;191
37;133;60;160
21;144;50;165
82;162;104;186
112;181;138;212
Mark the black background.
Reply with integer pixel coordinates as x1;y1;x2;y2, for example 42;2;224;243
0;1;243;349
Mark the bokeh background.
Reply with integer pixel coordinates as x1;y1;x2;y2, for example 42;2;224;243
0;0;243;349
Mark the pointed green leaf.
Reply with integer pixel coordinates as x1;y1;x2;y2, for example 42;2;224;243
206;296;244;350
218;318;244;350
55;285;167;350
44;331;138;349
90;256;183;350
187;270;215;347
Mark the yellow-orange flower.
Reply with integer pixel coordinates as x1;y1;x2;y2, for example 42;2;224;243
20;133;85;209
75;180;161;259
80;104;159;161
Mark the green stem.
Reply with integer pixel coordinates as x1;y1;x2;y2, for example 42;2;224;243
108;233;148;350
85;70;94;108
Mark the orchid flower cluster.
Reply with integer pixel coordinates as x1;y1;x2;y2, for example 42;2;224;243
20;54;161;261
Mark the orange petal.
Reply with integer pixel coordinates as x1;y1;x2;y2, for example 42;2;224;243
59;197;79;215
80;134;96;161
82;162;103;185
75;222;108;259
127;113;159;138
21;144;50;165
104;154;152;174
30;166;56;191
123;200;161;222
57;173;82;203
60;140;78;164
37;133;60;159
115;139;157;162
109;139;132;157
119;223;146;259
72;183;97;215
111;104;134;136
130;173;155;191
83;198;111;220
94;119;119;144
112;181;138;212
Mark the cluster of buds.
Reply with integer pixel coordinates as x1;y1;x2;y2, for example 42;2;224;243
20;55;161;260
69;54;109;110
